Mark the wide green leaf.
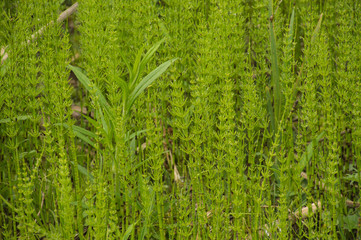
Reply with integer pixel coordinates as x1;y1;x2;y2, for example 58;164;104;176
291;13;323;97
120;51;133;88
138;39;165;78
265;86;275;133
62;123;96;148
71;161;94;183
125;129;149;142
122;222;138;240
127;58;177;113
116;77;129;103
288;8;295;45
67;65;114;121
129;39;165;91
131;45;146;89
296;131;325;174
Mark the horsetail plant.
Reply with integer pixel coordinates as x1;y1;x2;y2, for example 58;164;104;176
1;1;361;239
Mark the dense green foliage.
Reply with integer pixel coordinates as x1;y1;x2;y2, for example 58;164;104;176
1;0;360;239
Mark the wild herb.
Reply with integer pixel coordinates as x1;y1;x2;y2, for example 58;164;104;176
0;1;360;239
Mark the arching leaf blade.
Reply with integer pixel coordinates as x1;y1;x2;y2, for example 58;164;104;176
127;58;177;113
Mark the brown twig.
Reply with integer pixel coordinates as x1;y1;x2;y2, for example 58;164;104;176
1;2;79;64
57;2;79;23
37;191;45;217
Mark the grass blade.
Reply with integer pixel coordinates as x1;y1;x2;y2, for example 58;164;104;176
71;161;94;183
120;51;134;86
139;39;166;76
122;222;138;240
288;8;295;45
266;86;276;133
127;58;177;113
117;77;129;103
61;123;96;148
68;65;114;121
296;131;325;174
125;129;149;142
131;45;146;89
291;13;323;99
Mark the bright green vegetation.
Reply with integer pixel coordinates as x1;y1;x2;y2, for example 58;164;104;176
1;0;360;239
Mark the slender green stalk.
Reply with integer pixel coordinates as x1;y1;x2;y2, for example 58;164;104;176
1;1;360;239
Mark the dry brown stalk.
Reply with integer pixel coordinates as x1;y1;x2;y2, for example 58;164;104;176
1;2;79;64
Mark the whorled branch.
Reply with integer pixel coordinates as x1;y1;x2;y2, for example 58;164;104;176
1;2;79;64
